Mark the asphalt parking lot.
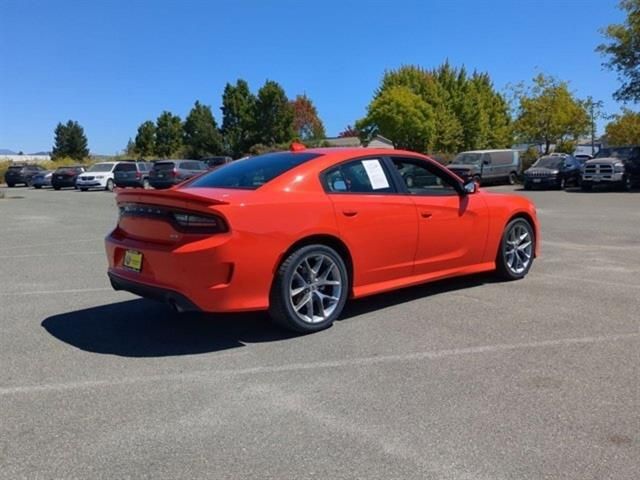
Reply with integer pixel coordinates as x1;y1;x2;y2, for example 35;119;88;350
0;185;638;479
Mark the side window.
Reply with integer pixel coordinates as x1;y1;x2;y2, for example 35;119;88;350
324;158;394;194
391;157;458;195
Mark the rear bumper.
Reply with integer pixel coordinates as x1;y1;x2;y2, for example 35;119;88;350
51;180;77;187
115;179;145;187
149;180;177;189
105;227;272;312
108;271;201;312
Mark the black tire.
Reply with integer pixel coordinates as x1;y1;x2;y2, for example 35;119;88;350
581;183;592;191
106;179;114;191
34;185;42;189
622;176;632;192
7;183;14;188
269;244;349;334
496;218;535;281
53;186;61;191
508;172;518;185
80;188;88;192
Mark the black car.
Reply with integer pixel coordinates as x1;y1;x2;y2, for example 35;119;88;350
113;162;152;188
4;164;45;187
51;166;86;190
202;156;233;169
148;160;207;189
523;154;582;190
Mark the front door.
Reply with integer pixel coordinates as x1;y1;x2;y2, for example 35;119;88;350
388;156;489;276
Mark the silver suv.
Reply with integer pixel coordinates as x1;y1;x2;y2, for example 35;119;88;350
581;146;640;191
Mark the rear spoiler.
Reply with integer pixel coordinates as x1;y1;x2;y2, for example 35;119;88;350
115;188;228;207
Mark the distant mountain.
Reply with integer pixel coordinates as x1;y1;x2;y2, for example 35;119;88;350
29;151;50;156
0;148;18;155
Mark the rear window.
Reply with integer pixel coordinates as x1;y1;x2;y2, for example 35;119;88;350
189;152;322;189
182;161;205;170
115;163;137;172
153;162;175;170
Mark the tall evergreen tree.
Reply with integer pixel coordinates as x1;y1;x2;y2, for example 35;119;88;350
155;111;183;158
184;101;222;158
51;120;89;160
254;80;294;146
134;121;156;158
221;79;256;158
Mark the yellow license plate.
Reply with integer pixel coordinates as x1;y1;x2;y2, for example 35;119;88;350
123;250;143;272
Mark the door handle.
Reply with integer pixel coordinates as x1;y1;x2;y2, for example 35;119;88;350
420;211;433;219
342;210;358;217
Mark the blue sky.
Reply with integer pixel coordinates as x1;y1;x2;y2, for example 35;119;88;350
0;0;626;154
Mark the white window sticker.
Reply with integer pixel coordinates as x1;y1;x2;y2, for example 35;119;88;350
361;159;389;190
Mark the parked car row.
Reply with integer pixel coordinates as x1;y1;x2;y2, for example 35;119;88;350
521;146;640;191
3;159;220;191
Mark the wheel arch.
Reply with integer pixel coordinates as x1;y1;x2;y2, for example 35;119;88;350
273;234;354;294
504;211;538;257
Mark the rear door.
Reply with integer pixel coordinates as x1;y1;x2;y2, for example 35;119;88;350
388;156;489;276
324;157;418;289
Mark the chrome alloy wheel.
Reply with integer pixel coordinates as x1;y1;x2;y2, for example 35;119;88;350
289;254;343;324
504;223;533;275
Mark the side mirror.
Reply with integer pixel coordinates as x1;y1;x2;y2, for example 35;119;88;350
462;180;477;195
483;159;491;165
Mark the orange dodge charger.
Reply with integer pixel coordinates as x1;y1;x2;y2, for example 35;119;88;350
106;147;540;333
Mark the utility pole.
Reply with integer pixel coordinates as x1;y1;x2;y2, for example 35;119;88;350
585;96;604;156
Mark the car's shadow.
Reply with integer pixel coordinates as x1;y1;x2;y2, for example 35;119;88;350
42;274;498;357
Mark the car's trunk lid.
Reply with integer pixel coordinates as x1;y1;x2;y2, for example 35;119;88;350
115;187;250;244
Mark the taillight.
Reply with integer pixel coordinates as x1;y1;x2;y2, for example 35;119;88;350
119;203;227;234
135;171;141;179
172;212;226;233
171;169;178;177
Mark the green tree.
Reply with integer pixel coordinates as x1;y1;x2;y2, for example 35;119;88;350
598;0;640;102
155;111;183;158
254;80;294;146
184;101;222;158
291;94;326;140
604;108;640;144
368;64;511;154
134;121;156;158
513;74;589;154
124;138;136;157
221;79;256;157
356;85;436;151
51;120;89;161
